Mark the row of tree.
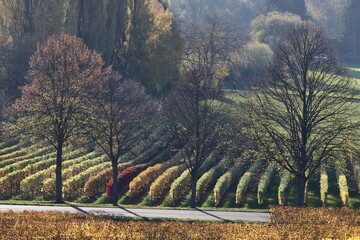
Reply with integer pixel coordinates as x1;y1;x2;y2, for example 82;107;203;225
6;20;357;208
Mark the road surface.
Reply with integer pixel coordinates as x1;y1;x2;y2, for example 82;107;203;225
0;204;271;222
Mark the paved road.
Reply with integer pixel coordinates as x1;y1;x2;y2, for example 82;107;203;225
0;204;271;222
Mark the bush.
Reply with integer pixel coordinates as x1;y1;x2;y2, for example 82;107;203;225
236;159;263;204
214;166;238;206
231;41;273;82
42;152;103;199
0;143;47;168
106;164;148;198
319;165;328;206
251;11;302;49
257;165;275;205
196;164;225;203
169;170;191;204
63;162;112;200
150;164;186;202
0;148;83;198
337;170;349;206
83;163;131;199
0;142;21;156
129;161;173;198
278;171;291;206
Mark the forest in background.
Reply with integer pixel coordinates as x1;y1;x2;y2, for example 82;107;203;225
0;0;359;100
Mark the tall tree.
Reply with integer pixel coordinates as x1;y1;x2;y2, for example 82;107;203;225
125;0;182;95
249;22;355;206
164;15;236;206
85;72;158;205
250;11;302;49
8;34;104;203
165;62;227;208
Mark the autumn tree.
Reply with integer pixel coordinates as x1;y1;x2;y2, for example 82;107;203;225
125;0;182;95
249;22;355;206
8;34;104;203
85;71;158;206
250;11;302;49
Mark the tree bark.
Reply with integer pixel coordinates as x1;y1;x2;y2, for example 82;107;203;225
112;158;119;206
55;141;64;203
297;173;307;207
190;175;197;208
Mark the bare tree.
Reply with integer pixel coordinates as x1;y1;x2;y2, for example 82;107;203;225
182;13;241;83
165;60;228;208
85;71;158;205
163;14;239;208
249;21;356;206
8;34;104;203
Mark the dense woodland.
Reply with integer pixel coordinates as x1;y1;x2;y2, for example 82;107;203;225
0;0;359;97
0;0;359;208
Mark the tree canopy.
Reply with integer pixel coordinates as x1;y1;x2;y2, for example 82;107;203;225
249;22;355;206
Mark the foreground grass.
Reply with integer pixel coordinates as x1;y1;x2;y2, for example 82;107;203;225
0;207;359;239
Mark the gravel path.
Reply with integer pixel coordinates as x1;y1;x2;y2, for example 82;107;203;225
0;204;271;222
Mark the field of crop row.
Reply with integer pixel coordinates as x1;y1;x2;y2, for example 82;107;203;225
0;207;359;239
0;133;359;209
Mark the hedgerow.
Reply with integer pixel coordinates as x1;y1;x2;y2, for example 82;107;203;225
0;142;21;156
169;169;191;204
168;151;219;204
20;151;100;198
196;164;225;203
149;164;186;202
106;164;148;198
0;144;46;168
257;165;275;205
83;134;171;200
213;166;238;206
319;165;328;206
0;147;54;178
0;148;83;197
42;153;104;199
236;159;263;204
0;138;18;150
337;169;349;206
278;171;291;206
83;163;131;199
0;142;43;163
63;162;112;200
129;151;181;198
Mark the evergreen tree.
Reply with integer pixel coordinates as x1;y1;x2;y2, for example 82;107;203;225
125;0;182;96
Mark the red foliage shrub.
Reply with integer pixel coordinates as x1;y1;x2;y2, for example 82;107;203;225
106;164;148;198
85;164;131;199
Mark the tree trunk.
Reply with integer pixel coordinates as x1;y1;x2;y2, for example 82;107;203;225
112;158;119;206
297;173;307;207
190;175;197;208
55;141;64;203
77;0;85;37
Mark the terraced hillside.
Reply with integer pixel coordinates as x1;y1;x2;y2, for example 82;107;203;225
0;133;359;209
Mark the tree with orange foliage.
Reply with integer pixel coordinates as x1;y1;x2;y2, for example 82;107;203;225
9;34;105;203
